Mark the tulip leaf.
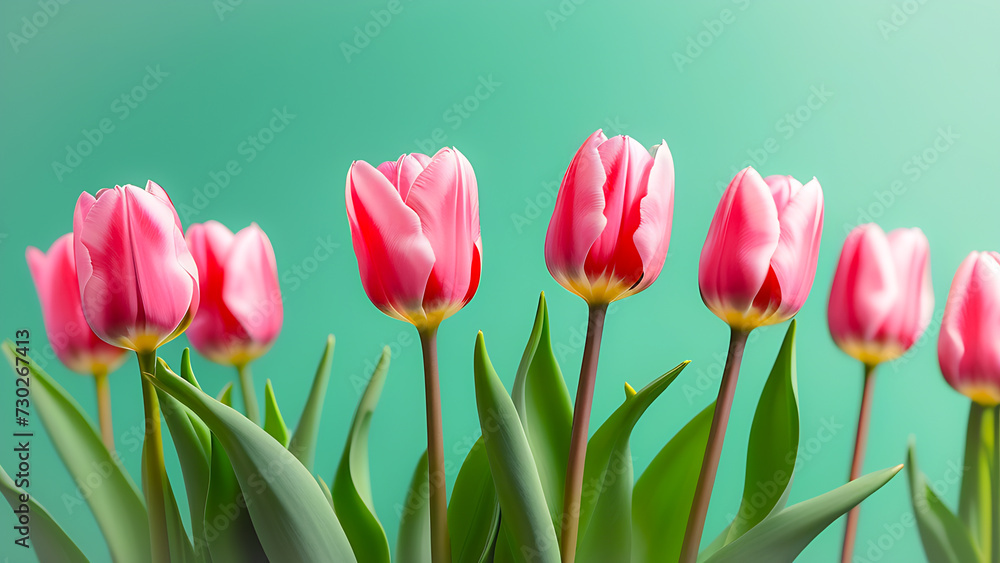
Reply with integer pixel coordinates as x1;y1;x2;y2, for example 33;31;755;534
204;433;267;563
156;356;212;563
333;346;391;563
575;361;691;563
3;340;151;563
906;443;983;563
289;335;335;471
161;471;196;563
263;379;290;447
448;437;501;563
317;475;334;509
726;321;799;543
396;451;432;563
703;465;903;562
510;292;572;526
0;463;89;563
146;361;357;562
217;382;233;405
473;332;560;563
632;402;716;563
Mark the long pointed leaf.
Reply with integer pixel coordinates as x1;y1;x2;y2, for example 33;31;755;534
288;335;335;471
333;346;391;563
204;434;267;563
397;451;431;563
263;379;290;447
704;465;904;562
448;437;501;563
907;443;983;563
576;362;690;563
3;340;150;563
474;332;560;563
632;402;716;563
146;361;357;562
0;463;89;563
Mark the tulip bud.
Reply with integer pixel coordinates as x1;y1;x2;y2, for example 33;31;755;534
544;130;675;304
345;148;482;330
938;251;1000;406
26;234;128;374
828;225;933;365
185;221;283;366
699;167;823;331
73;181;200;352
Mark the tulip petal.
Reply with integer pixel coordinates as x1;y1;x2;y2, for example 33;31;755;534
827;225;897;346
699;167;781;317
186;222;246;361
630;141;675;294
224;224;283;346
768;178;824;322
939;252;1000;399
545;130;609;281
346;160;435;317
763;175;803;215
404;147;480;310
881;228;933;349
377;153;431;201
146;180;183;232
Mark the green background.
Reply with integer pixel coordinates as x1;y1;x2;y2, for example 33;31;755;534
1;1;995;561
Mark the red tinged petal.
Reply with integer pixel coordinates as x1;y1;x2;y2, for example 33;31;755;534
767;177;824;323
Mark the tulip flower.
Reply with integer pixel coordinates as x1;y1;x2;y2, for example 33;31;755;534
939;251;1000;406
681;167;824;563
27;233;127;450
346;147;482;563
73;180;199;563
827;224;933;563
186;220;283;424
541;129;675;562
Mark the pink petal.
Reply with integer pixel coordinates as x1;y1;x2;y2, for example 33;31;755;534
939;252;1000;394
630;140;675;294
186;221;244;358
223;224;283;346
763;175;803;214
769;178;824;321
827;224;897;346
145;180;183;232
698;167;781;317
880;228;933;349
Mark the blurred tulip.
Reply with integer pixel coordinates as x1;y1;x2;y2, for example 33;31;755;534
939;251;1000;406
828;225;933;366
345;147;481;331
186;221;282;366
73;180;200;353
26;233;127;375
544;130;675;305
699;167;824;331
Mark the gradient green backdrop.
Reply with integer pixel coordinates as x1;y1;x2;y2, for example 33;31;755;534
2;1;997;561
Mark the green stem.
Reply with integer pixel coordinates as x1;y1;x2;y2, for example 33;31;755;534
679;328;750;563
419;327;451;563
93;366;114;453
237;363;260;425
138;350;170;563
559;303;607;563
959;402;985;539
992;406;999;563
841;363;878;563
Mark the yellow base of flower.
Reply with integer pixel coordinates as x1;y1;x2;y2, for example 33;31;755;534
557;274;634;305
839;341;905;367
960;384;1000;407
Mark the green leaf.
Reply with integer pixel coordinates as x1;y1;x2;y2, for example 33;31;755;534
0;463;89;563
3;340;151;563
217;383;233;405
576;361;690;563
156;356;212;563
204;434;267;563
632;402;716;563
907;443;983;563
958;402;995;558
397;451;431;563
704;465;904;562
162;472;196;563
333;346;391;563
146;361;357;562
448;437;501;563
510;293;572;526
263;379;290;447
317;475;334;509
289;335;335;471
474;332;560;563
726;321;799;542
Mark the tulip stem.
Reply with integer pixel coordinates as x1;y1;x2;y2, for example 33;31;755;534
236;363;260;425
841;363;878;563
959;402;985;544
560;303;608;563
418;327;451;563
679;328;749;563
93;366;114;453
992;406;999;563
138;350;171;563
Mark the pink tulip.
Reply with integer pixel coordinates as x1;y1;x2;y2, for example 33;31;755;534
828;224;933;365
346;147;482;330
26;234;128;374
185;221;283;366
938;251;1000;406
73;181;200;353
544;130;675;305
699;167;824;331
